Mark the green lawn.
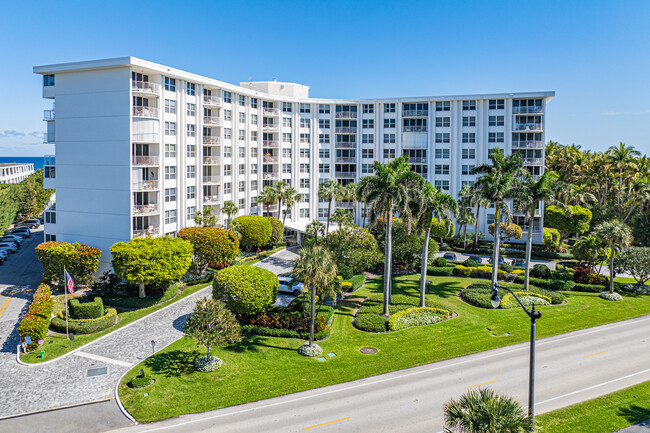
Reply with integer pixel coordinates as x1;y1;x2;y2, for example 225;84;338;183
537;381;650;432
118;274;650;422
22;282;212;363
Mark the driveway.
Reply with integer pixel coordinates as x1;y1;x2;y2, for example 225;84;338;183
253;246;300;275
436;250;559;269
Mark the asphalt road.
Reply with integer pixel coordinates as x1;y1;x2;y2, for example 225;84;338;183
106;314;650;433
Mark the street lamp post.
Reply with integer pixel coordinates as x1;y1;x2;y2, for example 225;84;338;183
490;283;542;426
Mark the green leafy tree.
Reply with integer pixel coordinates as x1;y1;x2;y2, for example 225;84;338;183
321;226;382;274
35;241;101;286
430;218;456;241
110;237;193;298
546;205;592;240
293;245;337;347
212;266;279;315
222;201;238;229
257;186;278;216
593;220;634;293
178;227;239;273
543;227;561;250
266;216;284;245
488;223;523;242
318;180;343;234
194;205;218;227
184;298;242;358
571;235;608;274
232;215;272;250
616;247;650;286
379;219;438;271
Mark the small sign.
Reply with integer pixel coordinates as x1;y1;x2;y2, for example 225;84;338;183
24;336;32;345
21;342;27;349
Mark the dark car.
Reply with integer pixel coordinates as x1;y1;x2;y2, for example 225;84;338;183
512;258;526;267
0;236;22;247
17;219;40;229
489;255;507;265
443;252;458;261
468;255;484;264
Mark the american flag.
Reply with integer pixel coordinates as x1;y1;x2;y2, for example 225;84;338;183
64;267;75;294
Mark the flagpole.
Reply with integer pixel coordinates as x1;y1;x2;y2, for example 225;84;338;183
64;267;69;340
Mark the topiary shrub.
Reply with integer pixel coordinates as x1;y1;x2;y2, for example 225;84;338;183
51;308;118;334
572;283;607;293
178;226;239;272
462;259;479;268
69;297;104;319
233;216;272;250
543;227;561;250
388;307;451;331
432;257;448;267
499;263;514;273
266;216;285;245
128;374;153;388
353;313;388;333
427;266;455;277
530;264;552;279
348;274;366;291
212;266;279;315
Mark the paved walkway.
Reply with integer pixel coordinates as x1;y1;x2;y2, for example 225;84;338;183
253;246;300;275
616;420;650;432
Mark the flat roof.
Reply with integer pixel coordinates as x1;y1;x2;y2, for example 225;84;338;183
0;163;34;167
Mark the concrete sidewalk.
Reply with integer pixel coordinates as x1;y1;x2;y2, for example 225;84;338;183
616;420;650;432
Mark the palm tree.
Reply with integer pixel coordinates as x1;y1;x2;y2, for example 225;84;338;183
413;182;457;308
281;186;301;225
343;182;357;223
305;219;325;244
318;180;342;234
331;208;353;228
592;220;634;293
471;149;526;286
623;178;650;223
222;200;238;229
357;155;423;316
257;186;277;216
607;143;641;207
456;201;476;249
509;172;555;291
443;388;533;433
460;186;489;247
273;181;288;220
292;245;337;347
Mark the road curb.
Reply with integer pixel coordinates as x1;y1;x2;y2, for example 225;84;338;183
0;397;115;421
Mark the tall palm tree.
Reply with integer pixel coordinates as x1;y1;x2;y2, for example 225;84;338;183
221;200;238;229
460;185;489;247
593;220;634;293
607;143;641;207
305;219;325;244
471;149;526;286
413;182;457;308
509;172;555;291
318;180;342;234
293;245;337;347
273;181;288;220
343;182;357;223
281;187;301;225
456;201;476;249
623;178;650;223
357;155;422;316
257;186;277;216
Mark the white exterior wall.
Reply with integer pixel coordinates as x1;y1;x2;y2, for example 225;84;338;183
0;163;34;184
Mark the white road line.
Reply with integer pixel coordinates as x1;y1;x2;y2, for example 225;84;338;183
75;351;134;368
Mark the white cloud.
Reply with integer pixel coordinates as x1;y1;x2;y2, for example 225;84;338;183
0;129;26;137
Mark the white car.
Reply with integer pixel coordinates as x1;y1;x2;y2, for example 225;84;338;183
0;243;17;253
1;235;23;246
0;250;7;262
278;276;305;297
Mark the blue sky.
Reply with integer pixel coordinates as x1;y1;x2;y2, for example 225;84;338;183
1;0;648;156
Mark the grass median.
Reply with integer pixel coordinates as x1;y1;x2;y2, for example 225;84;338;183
118;274;650;422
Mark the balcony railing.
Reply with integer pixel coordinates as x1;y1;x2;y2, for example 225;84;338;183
524;157;543;165
44;155;55;166
262;124;278;132
336;156;356;163
336;127;357;134
335;112;357;119
403;126;427;132
43;110;55;121
203;156;220;165
132;180;160;190
336;201;354;208
203;175;221;184
402;109;428;117
43;132;54;143
263;140;279;148
512;141;544;149
263;156;279;163
132;81;160;94
513;106;543;114
133;204;160;215
204;195;220;204
133;106;159;118
513;123;542;131
203;135;220;145
132;227;160;238
132;155;160;165
263;172;279;180
203;116;221;126
409;157;427;163
335;142;356;149
203;95;221;106
132;132;160;142
263;107;280;116
335;172;357;179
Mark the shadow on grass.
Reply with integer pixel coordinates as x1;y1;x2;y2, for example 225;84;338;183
427;281;462;299
617;404;650;425
144;347;201;377
221;335;270;354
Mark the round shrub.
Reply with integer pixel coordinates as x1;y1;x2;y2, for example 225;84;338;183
194;355;223;372
50;308;118;334
543;227;561;250
353;313;387;332
599;292;623;301
233;216;272;249
128;375;153;388
266;217;284;245
213;266;279;315
35;241;101;285
462;259;479;268
432;257;448;267
298;342;323;357
322;226;383;274
178;226;239;270
530;264;552;279
388;307;451;331
499;263;514;273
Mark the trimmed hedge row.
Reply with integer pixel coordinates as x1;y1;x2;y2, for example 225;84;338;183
345;274;366;291
514;276;576;291
572;283;607;293
51;308;118;334
103;284;179;309
427;266;455;277
241;306;334;340
17;284;53;351
69;297;104;319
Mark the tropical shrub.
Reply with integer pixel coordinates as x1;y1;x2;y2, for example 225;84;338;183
500;292;551;309
353;294;453;332
18;284;54;350
178;226;239;272
183;297;242;360
427;266;455;277
379;219;438;270
573;267;608;285
432;257;448;267
499;263;514;273
50;308;117;334
232;215;272;249
212;266;279;315
543;227;561;250
488;222;523;241
321;226;382;274
546;205;592;237
615;247;650;286
530;264;552;279
572;283;607;293
28;284;54;319
462;259;478;268
388;307;451;331
599;292;623;301
514;276;575;291
35;241;101;286
430;218;455;239
460;281;565;308
266;216;284;245
128;374;153;388
242;306;334;340
69;297;104;319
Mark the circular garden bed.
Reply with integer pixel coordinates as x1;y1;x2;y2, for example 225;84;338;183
459;281;566;309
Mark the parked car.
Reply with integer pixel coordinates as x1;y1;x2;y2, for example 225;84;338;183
512;258;526;267
468;255;484;264
7;227;30;238
0;236;21;247
17;219;40;229
443;252;458;261
278;275;305;297
0;249;7;263
0;243;18;253
489;255;508;265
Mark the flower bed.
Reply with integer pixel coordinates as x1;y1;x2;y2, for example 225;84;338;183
195;355;223;372
298;343;322;357
500;292;551;309
460;281;565;309
387;307;451;331
240;306;334;340
599;292;623;301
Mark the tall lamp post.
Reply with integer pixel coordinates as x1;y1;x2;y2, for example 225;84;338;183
490;283;542;426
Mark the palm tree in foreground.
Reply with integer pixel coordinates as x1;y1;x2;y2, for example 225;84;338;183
222;200;238;229
357;155;422;316
257;186;277;216
273;181;288;220
592;220;633;293
443;388;533;433
281;186;301;225
292;245;337;347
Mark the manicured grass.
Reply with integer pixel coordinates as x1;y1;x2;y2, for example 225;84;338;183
21;283;211;363
118;274;650;422
537;381;650;433
615;276;650;285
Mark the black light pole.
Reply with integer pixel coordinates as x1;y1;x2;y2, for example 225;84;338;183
490;283;542;426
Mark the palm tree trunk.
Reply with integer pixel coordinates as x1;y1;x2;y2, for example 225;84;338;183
474;206;481;247
419;224;431;308
623;198;637;223
326;198;332;234
491;208;501;287
362;204;367;227
139;283;146;298
463;224;467;249
609;248;615;294
383;208;391;316
277;198;283;220
524;211;534;291
309;282;316;346
207;344;211;357
282;208;288;226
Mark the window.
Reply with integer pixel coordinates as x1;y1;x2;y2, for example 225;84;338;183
224;128;232;139
238;129;245;141
43;74;55;86
45;211;56;223
165;143;176;158
462;148;476;159
319;104;330;114
251;114;258;125
362;163;373;174
224;109;232;121
384;103;396;113
462;116;476;127
251;163;258;174
319;119;330;129
435;164;450;175
251;130;258;141
434;180;450;192
383;149;396;159
187;124;196;137
489;132;505;143
238;95;246;105
224;183;232;194
300;163;309;173
461;165;475;175
250;196;257;208
239;164;245;175
435;149;450;159
435;133;450;143
403;118;427;132
384;118;396;128
239;147;246;158
164;77;175;91
362;119;374;129
436;101;450;111
300;133;310;144
223;164;232;176
238;112;245;124
187;206;196;220
384;133;396;144
165;210;177;224
187;186;195;199
436;117;450;127
300;103;310;113
300;148;310;158
319;133;330;144
223;92;232;103
318;208;328;218
186;83;195;96
282;132;292;142
282;102;292;113
165;188;176;202
165;122;176;136
282;148;292;158
251;147;258;158
239;198;245;209
239;181;245;192
362;104;374;114
489;115;505;126
251;180;258;191
251;98;258;108
362;133;374;144
224;146;232;158
300;209;310;219
462;132;476;143
489;99;505;110
300;118;310;128
300;178;310;188
319;163;330;173
301;193;310;203
282;163;291;174
319;148;330;159
187;165;196;178
362;149;374;159
165;166;176;180
487;214;495;225
165;99;176;114
186;103;195;116
283;117;292;128
463;100;476;111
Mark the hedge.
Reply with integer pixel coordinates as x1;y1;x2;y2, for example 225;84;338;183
35;241;101;286
572;283;607;293
346;274;366;291
427;266;455;277
28;284;54;319
388;307;451;331
241;306;334;340
266;216;284;245
213;266;279;315
233;215;272;249
69;297;104;319
18;283;53;350
453;265;517;281
178;226;239;270
514;276;576;291
51;308;118;334
103;284;179;309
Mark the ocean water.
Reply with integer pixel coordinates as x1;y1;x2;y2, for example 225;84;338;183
0;156;44;170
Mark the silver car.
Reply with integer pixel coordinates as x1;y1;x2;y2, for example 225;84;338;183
0;243;17;253
1;235;22;246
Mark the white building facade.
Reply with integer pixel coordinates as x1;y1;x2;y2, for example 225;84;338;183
0;163;35;184
35;57;553;270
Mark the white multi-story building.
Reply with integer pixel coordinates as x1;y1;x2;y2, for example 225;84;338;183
35;57;553;270
0;163;34;184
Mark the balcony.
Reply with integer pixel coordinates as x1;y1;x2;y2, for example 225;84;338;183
262;124;279;132
403;110;428;117
203;175;221;184
512;141;544;149
263;140;279;148
132;226;160;238
43;110;55;121
336;201;354;209
132;81;160;95
43;132;54;143
132;155;160;166
513;106;543;114
203;95;221;106
524;157;543;165
132;132;160;143
335;142;356;149
203;156;220;165
263;172;279;180
203;116;221;126
204;195;220;205
335;156;356;163
132;106;159;118
335;112;357;119
203;135;220;145
409;157;427;163
335;172;357;179
132;180;160;191
44;155;55;166
403;126;427;132
133;204;160;215
263;156;279;163
263;107;280;116
336;127;357;134
513;123;542;131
